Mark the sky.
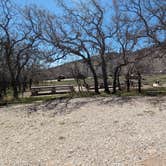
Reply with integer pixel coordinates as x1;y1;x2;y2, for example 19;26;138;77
15;0;56;12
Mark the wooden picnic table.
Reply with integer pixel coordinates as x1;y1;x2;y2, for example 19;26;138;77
31;85;74;96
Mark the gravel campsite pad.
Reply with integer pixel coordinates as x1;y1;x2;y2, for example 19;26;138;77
0;96;166;166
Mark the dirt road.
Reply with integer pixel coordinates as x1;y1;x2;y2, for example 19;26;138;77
0;96;166;165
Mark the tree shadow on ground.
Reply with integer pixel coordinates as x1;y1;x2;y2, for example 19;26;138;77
26;96;135;116
97;96;133;106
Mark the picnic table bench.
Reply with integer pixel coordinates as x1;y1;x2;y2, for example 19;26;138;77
31;85;74;96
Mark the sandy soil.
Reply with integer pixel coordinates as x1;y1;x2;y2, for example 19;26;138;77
0;96;166;166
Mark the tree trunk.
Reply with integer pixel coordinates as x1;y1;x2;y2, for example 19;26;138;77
88;62;99;94
112;66;119;94
1;75;7;96
11;80;19;99
5;51;19;99
117;67;121;91
0;92;2;100
83;79;89;92
93;73;99;94
29;79;33;89
126;79;130;92
76;79;81;92
22;80;27;92
138;72;142;93
18;79;22;93
126;73;130;92
101;57;110;93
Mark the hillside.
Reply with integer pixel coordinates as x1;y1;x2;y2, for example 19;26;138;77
41;45;166;80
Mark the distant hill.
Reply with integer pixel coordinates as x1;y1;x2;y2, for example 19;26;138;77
41;44;166;80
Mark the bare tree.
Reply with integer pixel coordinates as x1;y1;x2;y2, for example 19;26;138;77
118;0;166;47
0;0;41;98
71;0;114;93
111;0;166;93
26;2;101;93
112;3;139;93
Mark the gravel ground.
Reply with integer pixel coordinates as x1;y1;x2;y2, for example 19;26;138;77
0;96;166;166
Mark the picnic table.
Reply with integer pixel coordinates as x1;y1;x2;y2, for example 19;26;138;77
31;85;74;96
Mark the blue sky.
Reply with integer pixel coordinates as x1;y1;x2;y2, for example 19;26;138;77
15;0;56;11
